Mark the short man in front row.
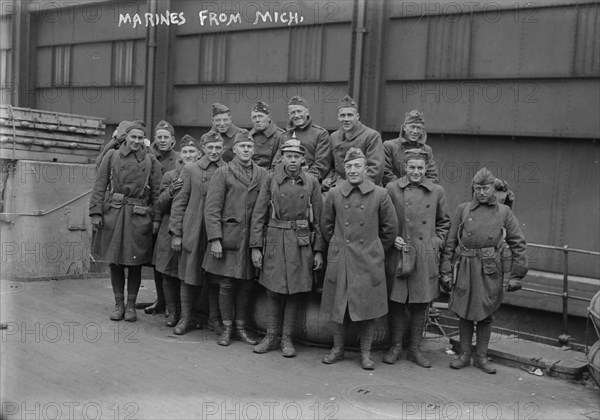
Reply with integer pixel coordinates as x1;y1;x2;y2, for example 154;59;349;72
249;138;324;357
320;148;398;370
202;130;267;346
323;95;385;190
250;101;285;170
382;110;438;186
440;168;528;374
202;103;244;163
383;149;450;368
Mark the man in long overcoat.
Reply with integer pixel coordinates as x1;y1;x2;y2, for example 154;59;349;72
249;101;285;169
201;103;244;163
90;121;162;322
202;131;267;346
383;149;450;367
323;95;385;189
144;120;181;315
320;148;398;370
440;167;528;373
382;110;438;186
281;96;331;181
169;132;227;335
249;138;324;357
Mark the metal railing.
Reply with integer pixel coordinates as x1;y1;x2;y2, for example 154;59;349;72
525;243;600;346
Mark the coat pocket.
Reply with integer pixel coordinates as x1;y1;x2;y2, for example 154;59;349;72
221;218;242;250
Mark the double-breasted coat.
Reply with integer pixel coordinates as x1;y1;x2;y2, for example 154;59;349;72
202;158;267;280
382;133;438;186
250;122;284;169
151;163;184;277
250;165;324;294
89;145;162;265
440;198;528;321
320;179;398;323
169;156;226;285
328;122;385;185
150;143;181;174
384;177;450;304
282;116;331;181
201;124;244;163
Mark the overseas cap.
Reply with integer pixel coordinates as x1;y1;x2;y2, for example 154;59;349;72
344;147;366;164
288;95;308;108
252;101;270;115
404;148;430;163
233;129;254;146
155;120;175;136
202;131;224;145
338;94;358;110
124;120;146;136
212;103;231;117
404;110;425;125
179;134;201;151
472;167;497;185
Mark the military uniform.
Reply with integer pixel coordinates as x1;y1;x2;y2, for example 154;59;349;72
250;122;284;169
281;116;330;181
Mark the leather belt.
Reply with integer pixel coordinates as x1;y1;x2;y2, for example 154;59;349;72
267;219;308;229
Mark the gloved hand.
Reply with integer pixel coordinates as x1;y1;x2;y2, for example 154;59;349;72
90;214;103;229
321;177;335;192
168;178;184;196
439;274;453;293
507;278;522;292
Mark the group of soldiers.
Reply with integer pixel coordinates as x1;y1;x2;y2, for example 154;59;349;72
89;94;528;373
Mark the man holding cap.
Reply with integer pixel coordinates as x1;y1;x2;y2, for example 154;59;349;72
90;121;163;322
250;137;324;357
320;148;397;370
203;130;267;346
170;132;227;335
202;103;244;163
383;149;450;368
383;110;439;186
282;95;330;181
440;168;528;374
250;101;285;169
324;95;385;189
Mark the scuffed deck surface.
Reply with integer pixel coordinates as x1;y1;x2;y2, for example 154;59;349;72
1;278;599;419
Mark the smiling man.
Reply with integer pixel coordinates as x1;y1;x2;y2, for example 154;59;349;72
202;103;244;163
324;95;385;190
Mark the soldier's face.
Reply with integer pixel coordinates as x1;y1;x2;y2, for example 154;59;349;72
404;123;424;142
212;114;232;134
203;142;224;162
251;111;270;132
474;184;495;203
338;107;360;132
288;105;309;127
233;141;255;163
405;158;426;184
282;151;303;174
180;146;200;165
155;129;174;151
344;158;367;185
124;129;145;152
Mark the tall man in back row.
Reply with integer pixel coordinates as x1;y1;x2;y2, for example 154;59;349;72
202;103;244;163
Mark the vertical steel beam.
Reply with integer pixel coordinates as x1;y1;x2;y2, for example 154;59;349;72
144;0;157;130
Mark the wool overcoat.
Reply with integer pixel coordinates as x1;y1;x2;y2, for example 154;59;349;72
89;145;162;265
201;124;244;163
202;158;267;280
169;156;226;285
440;199;528;321
382;134;438;186
250;165;324;294
320;179;398;323
281;116;331;181
250;122;284;169
384;177;450;304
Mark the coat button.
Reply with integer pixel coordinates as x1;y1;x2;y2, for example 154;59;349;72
281;194;285;197
360;221;364;226
359;239;364;244
467;232;472;236
405;202;409;206
406;218;410;222
346;239;350;243
468;218;473;222
345;222;349;226
422;221;426;224
300;195;304;199
202;178;207;182
360;205;365;209
426;204;430;208
419;236;423;240
345;205;349;209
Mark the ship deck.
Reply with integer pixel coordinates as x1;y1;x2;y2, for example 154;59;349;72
1;277;599;420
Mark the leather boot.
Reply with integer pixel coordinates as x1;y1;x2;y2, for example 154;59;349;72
473;318;496;373
360;352;375;370
235;321;258;345
254;332;280;354
124;302;137;322
174;283;196;335
109;301;125;321
163;275;181;327
383;343;402;365
255;293;282;354
322;323;345;364
322;347;345;364
207;318;224;335
281;334;296;358
143;299;165;315
165;304;180;327
450;318;474;369
218;322;233;346
406;304;431;368
281;294;299;358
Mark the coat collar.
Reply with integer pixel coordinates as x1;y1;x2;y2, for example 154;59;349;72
468;194;498;210
215;124;239;139
150;141;175;157
251;121;278;139
399;130;428;146
229;157;262;189
286;115;312;132
273;163;307;185
197;155;225;170
338;121;366;141
397;176;434;191
119;143;146;162
339;179;375;197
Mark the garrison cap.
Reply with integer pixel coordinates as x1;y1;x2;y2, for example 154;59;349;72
115;120;132;140
124;120;146;136
472;167;496;185
179;134;201;151
288;95;308;108
233;129;254;146
202;131;224;145
404;110;425;125
338;94;358;110
344;147;366;164
404;148;430;163
212;103;231;117
252;101;270;115
155;120;175;136
280;138;306;155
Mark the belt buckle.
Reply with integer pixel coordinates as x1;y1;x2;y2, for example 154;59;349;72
290;221;297;229
474;249;481;257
